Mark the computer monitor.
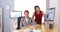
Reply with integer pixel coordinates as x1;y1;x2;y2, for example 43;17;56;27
10;11;22;18
45;8;55;21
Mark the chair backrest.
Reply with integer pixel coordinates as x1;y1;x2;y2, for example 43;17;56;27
17;17;24;30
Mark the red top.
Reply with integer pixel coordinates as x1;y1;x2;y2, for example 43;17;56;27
34;11;43;24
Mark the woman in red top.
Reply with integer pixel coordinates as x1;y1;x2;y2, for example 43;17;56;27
32;5;45;25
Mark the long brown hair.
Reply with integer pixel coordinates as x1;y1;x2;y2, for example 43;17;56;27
34;5;40;13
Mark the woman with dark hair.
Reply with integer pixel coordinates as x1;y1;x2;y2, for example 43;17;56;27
32;5;45;25
20;10;36;28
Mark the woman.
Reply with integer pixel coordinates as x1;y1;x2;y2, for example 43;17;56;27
20;10;36;28
32;5;45;25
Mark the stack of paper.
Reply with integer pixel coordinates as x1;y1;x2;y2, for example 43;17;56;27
23;29;41;32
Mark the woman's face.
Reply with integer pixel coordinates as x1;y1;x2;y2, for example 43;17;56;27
24;12;29;17
35;7;40;12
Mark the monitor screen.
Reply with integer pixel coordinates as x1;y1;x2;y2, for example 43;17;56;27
45;8;55;21
10;11;22;18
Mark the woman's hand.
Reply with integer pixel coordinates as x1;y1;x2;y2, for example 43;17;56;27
43;21;45;25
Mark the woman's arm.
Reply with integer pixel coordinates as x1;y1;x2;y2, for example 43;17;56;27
20;18;24;28
29;17;37;25
42;11;45;24
32;12;35;19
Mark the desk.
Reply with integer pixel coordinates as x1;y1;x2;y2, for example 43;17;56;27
17;24;58;32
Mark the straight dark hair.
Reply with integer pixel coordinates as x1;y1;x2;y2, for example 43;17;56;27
34;5;40;13
24;10;29;14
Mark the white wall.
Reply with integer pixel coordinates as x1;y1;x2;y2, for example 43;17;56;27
14;0;46;17
49;0;59;26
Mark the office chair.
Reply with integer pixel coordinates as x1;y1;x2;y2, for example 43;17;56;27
16;17;23;30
